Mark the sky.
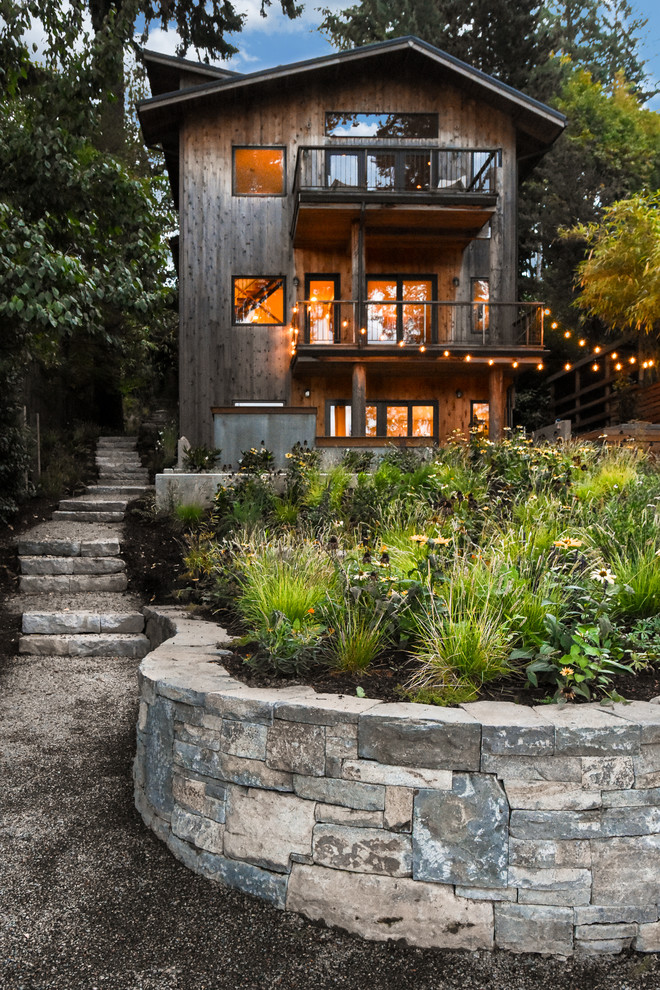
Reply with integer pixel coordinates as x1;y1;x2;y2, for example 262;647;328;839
142;0;660;111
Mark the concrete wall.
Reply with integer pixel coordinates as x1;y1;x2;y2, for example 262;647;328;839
135;607;660;957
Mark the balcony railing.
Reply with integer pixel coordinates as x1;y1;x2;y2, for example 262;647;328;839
293;300;544;349
292;146;500;198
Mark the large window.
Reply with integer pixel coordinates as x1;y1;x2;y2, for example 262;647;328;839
233;277;285;325
327;400;436;438
470;400;490;435
325;112;438;139
366;276;435;344
233;148;286;196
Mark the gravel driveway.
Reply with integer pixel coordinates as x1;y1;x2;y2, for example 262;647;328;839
1;644;659;990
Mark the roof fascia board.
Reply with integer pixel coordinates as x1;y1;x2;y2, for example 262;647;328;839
141;48;241;80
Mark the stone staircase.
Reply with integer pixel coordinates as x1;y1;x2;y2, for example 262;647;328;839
53;436;149;522
17;436;152;659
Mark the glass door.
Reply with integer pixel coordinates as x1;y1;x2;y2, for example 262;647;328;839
305;275;340;343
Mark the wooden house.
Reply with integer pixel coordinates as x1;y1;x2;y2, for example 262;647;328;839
139;38;566;461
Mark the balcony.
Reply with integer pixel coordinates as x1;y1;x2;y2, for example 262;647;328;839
291;146;499;244
290;299;545;365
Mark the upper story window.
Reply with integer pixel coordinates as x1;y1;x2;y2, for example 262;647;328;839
233;277;285;325
233;148;286;196
325;112;438;140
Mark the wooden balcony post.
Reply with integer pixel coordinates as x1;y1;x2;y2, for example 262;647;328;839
488;364;504;440
352;363;367;437
351;213;365;345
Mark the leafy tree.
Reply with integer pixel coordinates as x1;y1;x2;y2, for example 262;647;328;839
564;192;660;335
0;4;175;518
519;67;660;325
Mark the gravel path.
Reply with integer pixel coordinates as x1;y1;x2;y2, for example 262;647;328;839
1;519;659;987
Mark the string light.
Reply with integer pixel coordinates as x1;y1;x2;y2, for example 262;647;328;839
563;330;571;338
579;339;586;347
398;340;405;347
615;363;623;371
465;354;472;362
564;362;572;371
443;350;450;357
594;346;601;354
611;352;618;360
544;309;551;315
537;362;544;370
551;322;558;329
419;345;426;353
592;363;600;372
488;359;494;365
512;360;519;368
649;360;655;368
360;327;366;335
629;357;636;364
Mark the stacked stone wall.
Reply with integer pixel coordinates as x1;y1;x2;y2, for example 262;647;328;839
135;608;660;956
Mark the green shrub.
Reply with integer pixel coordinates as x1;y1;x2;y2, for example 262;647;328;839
183;445;222;473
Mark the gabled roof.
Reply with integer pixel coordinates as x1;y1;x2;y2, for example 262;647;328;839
139;36;565;149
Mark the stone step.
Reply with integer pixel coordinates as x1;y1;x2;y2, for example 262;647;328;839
57;499;128;513
19;573;128;593
17;538;120;557
22;611;144;634
50;511;125;524
18;633;150;657
96;458;143;467
97;437;138;446
20;556;125;576
87;485;148;496
96;464;146;473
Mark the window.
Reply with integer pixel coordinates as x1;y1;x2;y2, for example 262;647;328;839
325;112;438;139
327;401;436;438
470;401;490;435
233;277;285;325
233;148;285;196
472;278;490;334
366;276;435;344
305;275;340;343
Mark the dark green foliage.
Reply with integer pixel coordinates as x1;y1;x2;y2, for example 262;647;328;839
183;445;222;473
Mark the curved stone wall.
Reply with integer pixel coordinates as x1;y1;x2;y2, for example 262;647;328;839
135;607;660;957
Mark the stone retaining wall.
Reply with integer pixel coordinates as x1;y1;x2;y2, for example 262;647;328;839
135;607;660;957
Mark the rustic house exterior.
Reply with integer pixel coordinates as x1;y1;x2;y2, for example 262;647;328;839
139;38;565;462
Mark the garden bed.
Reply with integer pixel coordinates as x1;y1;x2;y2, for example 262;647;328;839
172;435;660;709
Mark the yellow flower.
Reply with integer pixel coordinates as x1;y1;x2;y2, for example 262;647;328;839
553;537;583;549
410;534;429;544
434;536;452;546
560;667;574;677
